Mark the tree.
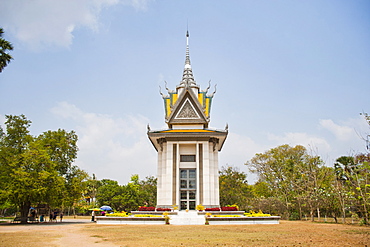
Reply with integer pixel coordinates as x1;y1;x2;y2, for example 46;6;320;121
137;175;157;207
246;144;326;220
0;115;87;223
335;154;370;225
95;175;157;212
84;174;101;205
95;179;123;209
219;166;252;210
0;28;13;73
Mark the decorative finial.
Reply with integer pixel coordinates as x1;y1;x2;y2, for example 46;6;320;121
209;84;217;97
159;85;164;97
180;29;196;87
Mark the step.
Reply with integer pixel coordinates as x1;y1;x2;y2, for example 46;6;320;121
170;211;205;225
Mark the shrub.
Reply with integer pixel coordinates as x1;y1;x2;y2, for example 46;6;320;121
108;212;128;217
213;215;241;217
134;214;162;217
244;210;271;217
205;208;221;211
138;206;156;211
289;212;300;221
156;208;171;212
221;206;238;211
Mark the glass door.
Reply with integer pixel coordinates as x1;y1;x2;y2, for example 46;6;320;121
180;169;196;210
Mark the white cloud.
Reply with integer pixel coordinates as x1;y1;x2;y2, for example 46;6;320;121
0;0;151;50
267;132;331;154
48;103;369;185
219;132;267;183
51;102;157;184
220;132;264;166
319;119;355;141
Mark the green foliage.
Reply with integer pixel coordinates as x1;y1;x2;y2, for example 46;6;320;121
243;144;370;224
0;115;87;223
219;166;252;210
334;154;370;224
246;144;331;220
0;28;13;73
95;175;157;212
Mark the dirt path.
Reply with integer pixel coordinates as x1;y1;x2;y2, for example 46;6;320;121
0;222;119;247
49;224;118;247
1;220;369;246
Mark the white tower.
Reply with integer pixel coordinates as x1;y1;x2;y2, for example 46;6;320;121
148;31;227;210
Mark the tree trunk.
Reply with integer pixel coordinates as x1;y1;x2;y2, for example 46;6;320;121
20;201;31;224
332;213;338;223
310;209;314;222
342;207;346;224
297;200;303;220
317;207;320;222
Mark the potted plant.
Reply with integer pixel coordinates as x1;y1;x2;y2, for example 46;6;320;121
205;212;212;225
196;204;205;211
163;212;170;225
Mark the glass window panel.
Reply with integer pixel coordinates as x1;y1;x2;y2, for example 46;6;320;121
180;201;187;210
180;155;196;162
189;191;196;199
181;191;187;199
180;170;187;178
189;201;196;210
180;180;187;188
189;180;196;189
189;170;196;178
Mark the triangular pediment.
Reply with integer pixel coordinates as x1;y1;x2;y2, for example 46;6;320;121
167;89;208;127
175;99;200;119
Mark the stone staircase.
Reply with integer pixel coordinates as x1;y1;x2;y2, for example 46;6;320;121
170;211;205;225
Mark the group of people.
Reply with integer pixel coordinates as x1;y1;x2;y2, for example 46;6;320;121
28;209;64;222
49;211;63;222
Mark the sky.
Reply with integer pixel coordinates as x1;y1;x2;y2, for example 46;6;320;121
0;0;369;185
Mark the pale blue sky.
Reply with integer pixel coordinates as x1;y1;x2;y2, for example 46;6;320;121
0;0;369;184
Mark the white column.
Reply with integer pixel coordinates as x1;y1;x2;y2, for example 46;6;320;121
209;142;215;205
164;142;173;205
175;142;180;208
196;142;200;206
157;142;175;207
157;143;166;206
213;148;220;206
202;142;210;206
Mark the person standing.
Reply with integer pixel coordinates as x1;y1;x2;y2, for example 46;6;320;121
91;210;95;222
60;212;63;222
53;210;58;222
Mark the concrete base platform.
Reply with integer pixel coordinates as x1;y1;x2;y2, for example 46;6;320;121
96;216;165;225
96;212;281;225
170;211;204;225
207;216;281;225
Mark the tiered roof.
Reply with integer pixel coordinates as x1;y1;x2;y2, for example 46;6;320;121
148;31;227;151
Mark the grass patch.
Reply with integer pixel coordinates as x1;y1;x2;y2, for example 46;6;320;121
344;229;370;235
0;220;369;246
82;221;370;246
0;231;61;247
90;234;105;238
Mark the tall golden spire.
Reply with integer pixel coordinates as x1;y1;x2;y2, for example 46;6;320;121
181;30;196;88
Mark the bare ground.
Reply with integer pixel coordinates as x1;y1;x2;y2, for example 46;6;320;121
0;219;369;247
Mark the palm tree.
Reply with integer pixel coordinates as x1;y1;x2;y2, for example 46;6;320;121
0;28;13;73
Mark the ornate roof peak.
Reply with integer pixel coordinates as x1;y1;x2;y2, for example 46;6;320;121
180;30;197;88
